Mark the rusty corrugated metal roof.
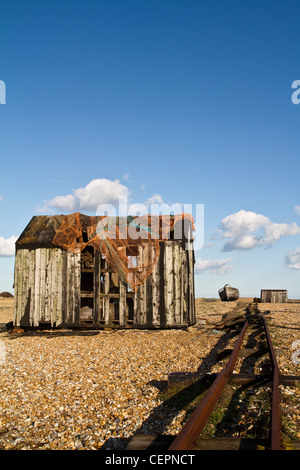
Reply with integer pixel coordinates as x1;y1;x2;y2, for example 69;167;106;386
16;215;65;246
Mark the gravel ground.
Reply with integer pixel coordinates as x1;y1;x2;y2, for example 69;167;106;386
261;302;300;442
0;297;299;450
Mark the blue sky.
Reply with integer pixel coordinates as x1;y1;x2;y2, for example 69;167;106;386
1;0;300;297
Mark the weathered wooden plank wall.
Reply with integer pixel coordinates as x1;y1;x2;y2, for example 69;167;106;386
133;241;194;327
14;247;80;327
260;289;287;303
14;239;195;328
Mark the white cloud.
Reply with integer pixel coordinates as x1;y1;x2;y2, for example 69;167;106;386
144;194;164;206
295;205;300;216
195;257;234;275
128;194;165;216
203;241;214;248
75;179;130;210
37;178;168;219
215;210;300;252
0;236;17;257
285;247;300;270
38;178;131;213
263;222;300;245
122;173;132;182
48;194;77;212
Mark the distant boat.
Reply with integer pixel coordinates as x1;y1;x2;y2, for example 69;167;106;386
218;284;239;301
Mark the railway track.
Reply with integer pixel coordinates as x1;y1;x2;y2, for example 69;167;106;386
168;307;299;451
127;302;300;451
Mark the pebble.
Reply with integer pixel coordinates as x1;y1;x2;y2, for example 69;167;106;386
0;322;221;449
0;298;299;449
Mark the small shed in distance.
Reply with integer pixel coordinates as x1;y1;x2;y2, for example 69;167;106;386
260;289;288;303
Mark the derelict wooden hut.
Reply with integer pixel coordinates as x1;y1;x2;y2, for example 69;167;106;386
260;289;288;303
13;213;195;329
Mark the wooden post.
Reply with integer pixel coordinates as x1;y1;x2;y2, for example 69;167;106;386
93;250;101;327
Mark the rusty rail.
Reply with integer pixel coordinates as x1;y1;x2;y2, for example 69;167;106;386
262;317;284;450
168;320;249;450
169;316;286;451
